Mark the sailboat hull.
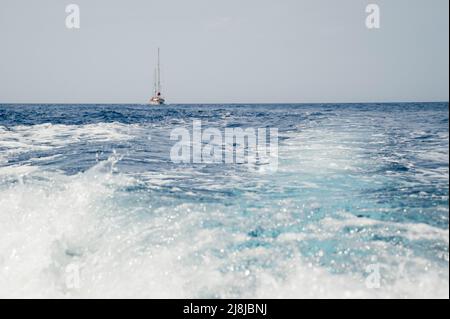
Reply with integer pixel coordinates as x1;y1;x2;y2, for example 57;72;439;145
149;97;165;105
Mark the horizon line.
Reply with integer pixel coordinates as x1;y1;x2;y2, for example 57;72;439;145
0;100;449;106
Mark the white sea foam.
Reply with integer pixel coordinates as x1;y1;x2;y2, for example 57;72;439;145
0;110;448;299
0;156;447;298
0;122;139;163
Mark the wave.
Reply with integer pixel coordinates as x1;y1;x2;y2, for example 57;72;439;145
0;104;448;298
0;155;447;298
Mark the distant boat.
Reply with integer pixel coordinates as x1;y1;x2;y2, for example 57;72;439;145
149;48;166;105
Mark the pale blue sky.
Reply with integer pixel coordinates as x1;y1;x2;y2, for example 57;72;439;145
0;0;448;103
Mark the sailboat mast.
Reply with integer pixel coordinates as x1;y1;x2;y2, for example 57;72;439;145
154;69;157;95
157;48;161;94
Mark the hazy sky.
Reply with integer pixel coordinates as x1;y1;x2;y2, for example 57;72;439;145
0;0;448;103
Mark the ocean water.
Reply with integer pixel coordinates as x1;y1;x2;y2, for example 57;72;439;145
0;103;448;298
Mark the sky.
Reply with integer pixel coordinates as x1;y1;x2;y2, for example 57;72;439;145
0;0;448;104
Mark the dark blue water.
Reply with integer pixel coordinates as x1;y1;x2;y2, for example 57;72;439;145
0;103;448;298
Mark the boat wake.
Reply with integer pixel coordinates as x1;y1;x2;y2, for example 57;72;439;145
0;103;448;298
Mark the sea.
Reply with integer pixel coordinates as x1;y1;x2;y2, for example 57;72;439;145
0;103;448;298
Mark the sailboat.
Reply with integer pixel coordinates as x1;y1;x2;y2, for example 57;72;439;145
149;48;166;105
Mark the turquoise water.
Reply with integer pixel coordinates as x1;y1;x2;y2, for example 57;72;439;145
0;103;448;298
